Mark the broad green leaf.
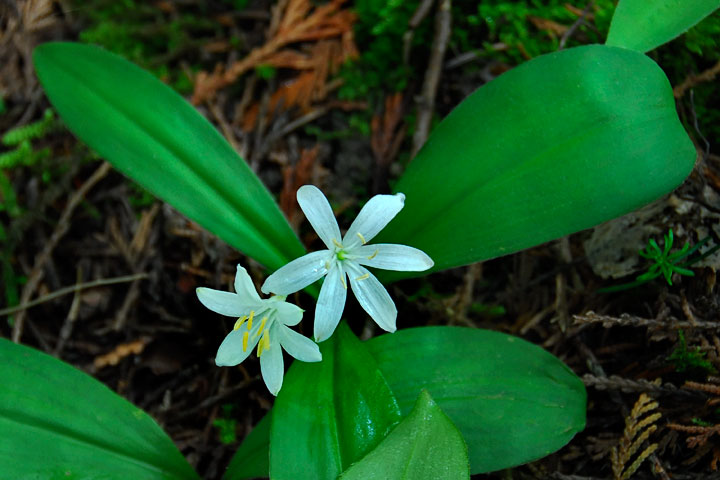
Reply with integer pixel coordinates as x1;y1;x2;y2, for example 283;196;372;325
606;0;719;52
225;412;270;480
339;390;469;480
377;45;694;275
33;42;304;272
367;327;586;474
270;322;402;480
0;338;199;479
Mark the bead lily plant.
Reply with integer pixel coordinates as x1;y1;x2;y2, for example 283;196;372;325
1;1;715;479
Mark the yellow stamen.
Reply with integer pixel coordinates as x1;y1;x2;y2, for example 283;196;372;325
233;315;248;330
247;310;254;330
263;330;271;351
332;238;343;249
355;273;370;281
356;232;367;244
257;330;270;357
253;316;268;339
367;249;379;260
242;331;249;352
339;274;347;290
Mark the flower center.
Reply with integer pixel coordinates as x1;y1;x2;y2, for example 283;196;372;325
233;310;272;356
336;250;348;261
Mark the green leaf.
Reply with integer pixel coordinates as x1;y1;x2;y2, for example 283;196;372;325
33;42;304;272
606;0;719;52
270;322;402;480
367;327;586;474
225;412;270;480
0;338;199;479
377;45;694;275
339;390;469;480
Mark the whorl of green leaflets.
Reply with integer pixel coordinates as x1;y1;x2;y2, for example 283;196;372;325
2;109;58;146
600;230;720;292
637;229;695;285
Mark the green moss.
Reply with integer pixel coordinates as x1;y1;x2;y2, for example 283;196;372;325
2;109;58;146
73;0;216;94
339;0;424;101
455;0;613;65
668;330;716;374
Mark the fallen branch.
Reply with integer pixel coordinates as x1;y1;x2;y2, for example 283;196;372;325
1;273;149;317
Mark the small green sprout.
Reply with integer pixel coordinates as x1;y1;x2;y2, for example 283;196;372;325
212;405;238;445
255;64;277;80
637;229;694;285
691;417;714;427
600;229;720;293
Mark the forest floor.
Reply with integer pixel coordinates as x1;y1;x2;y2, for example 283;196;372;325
2;1;720;479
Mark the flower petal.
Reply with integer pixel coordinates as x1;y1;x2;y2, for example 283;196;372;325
277;326;322;362
297;185;342;250
260;338;284;396
234;265;261;302
355;244;434;271
346;263;397;333
215;328;258;366
314;264;347;342
261;250;332;295
272;300;304;327
196;287;258;316
344;193;405;248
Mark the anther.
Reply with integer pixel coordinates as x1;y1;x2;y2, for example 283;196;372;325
367;249;379;260
247;310;254;330
356;232;367;244
253;317;268;339
355;273;370;281
242;331;249;352
332;239;343;249
339;275;347;290
263;330;270;351
234;315;248;330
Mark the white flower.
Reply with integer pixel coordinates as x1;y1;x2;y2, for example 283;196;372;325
196;265;321;395
262;185;434;342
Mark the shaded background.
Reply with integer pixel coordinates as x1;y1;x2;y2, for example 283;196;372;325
1;1;720;478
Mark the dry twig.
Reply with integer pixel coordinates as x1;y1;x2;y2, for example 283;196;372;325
0;273;149;317
411;0;452;158
674;60;720;99
583;374;683;395
280;145;319;228
574;311;720;330
371;92;406;194
11;161;112;343
192;0;357;105
93;338;150;370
